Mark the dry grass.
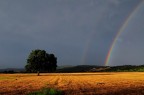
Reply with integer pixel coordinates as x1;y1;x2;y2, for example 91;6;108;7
0;72;144;95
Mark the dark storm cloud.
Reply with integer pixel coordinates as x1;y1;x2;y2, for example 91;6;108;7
0;0;142;68
109;4;144;66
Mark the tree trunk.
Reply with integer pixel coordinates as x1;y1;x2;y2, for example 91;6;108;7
37;71;40;76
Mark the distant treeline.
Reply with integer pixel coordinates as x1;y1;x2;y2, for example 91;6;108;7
106;65;144;72
56;65;144;73
1;65;144;73
0;68;25;73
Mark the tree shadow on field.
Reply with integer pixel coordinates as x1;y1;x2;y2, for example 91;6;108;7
63;86;144;95
0;89;28;95
111;86;144;95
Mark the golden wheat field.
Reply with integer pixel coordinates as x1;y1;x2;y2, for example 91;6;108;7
0;72;144;95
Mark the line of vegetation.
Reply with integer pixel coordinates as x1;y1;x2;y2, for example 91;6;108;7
56;65;144;72
106;65;144;72
1;65;144;73
27;87;64;95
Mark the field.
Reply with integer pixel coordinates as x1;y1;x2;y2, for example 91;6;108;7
0;72;144;95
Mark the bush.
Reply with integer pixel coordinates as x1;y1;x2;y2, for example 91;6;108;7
28;88;64;95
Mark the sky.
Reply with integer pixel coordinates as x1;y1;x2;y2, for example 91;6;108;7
0;0;144;69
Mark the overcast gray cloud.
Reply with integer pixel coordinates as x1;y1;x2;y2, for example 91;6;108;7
109;3;144;66
0;0;143;68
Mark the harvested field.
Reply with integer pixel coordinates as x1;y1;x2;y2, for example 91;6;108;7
0;72;144;95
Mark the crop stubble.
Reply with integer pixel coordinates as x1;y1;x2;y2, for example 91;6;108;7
0;72;144;95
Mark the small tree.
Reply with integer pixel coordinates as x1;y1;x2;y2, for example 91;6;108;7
25;49;57;75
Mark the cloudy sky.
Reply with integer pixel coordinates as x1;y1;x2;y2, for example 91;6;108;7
0;0;143;68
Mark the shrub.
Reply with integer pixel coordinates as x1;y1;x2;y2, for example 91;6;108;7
28;88;64;95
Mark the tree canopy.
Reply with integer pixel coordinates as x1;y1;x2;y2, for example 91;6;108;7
25;49;57;73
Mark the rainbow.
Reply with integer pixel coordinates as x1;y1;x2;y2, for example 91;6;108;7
105;1;144;66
